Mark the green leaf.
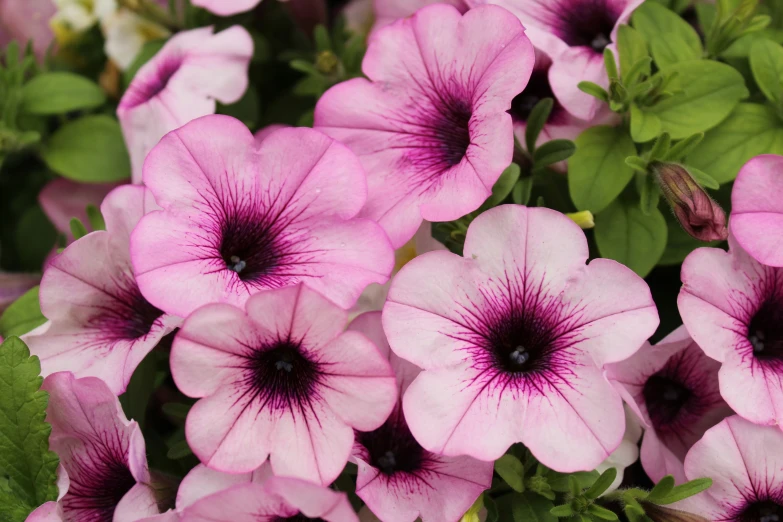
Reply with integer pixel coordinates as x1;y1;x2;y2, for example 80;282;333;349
688;103;783;183
617;25;651;82
654;478;712;504
495;454;526;493
632;2;703;67
21;72;105;115
645;60;749;139
630;103;662;142
647;475;676;502
638;172;661;215
687;167;720;190
166;438;193;460
589;504;620;520
547;471;599;493
585;468;617;500
14;206;57;271
124;40;166;87
512;492;557;522
526;98;554;153
0;287;46;338
69;218;88;240
533;139;576;169
0;337;59;518
512;177;533;205
550;504;574;518
484;163;521;208
595;198;668;277
665;133;704;161
568;126;637;213
85;204;106;231
604;48;619;79
484;495;499;522
41;115;131;182
578;81;610;102
626;156;650;173
749;38;783;102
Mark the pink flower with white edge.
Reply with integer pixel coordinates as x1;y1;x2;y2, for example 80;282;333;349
171;283;397;483
679;236;783;430
26;372;160;522
117;26;253;183
315;4;534;248
349;312;493;522
180;476;358;522
191;0;261;16
606;326;731;484
731;154;783;267
130;115;394;318
24;185;180;395
474;0;643;121
382;204;659;471
680;415;783;520
38;178;119;241
371;0;468;35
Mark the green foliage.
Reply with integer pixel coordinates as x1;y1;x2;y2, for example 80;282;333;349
749;38;783;102
633;2;703;67
0;337;59;521
20;72;105;115
512;492;557;522
0;287;45;339
495;454;526;493
41;115;131;182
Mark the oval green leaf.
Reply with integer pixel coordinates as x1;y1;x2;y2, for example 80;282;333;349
632;2;702;68
749;38;783;103
21;72;106;115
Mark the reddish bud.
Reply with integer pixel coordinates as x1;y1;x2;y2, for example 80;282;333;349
653;162;728;242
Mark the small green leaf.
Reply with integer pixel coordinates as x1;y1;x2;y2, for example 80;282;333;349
0;287;46;338
166;439;193;460
314;25;332;52
688;103;783;183
0;337;60;516
550;504;574;518
526;98;554;153
547;471;599;493
637;172;661;215
646;60;749;139
655;478;712;504
495;454;526;493
41;115;131;183
569;126;637;213
626;156;650;173
749;38;783;103
647;475;676;503
484;163;521;208
578;81;610;102
617;25;651;82
533;139;576;169
604;48;619;79
632;2;703;67
512;177;533;205
588;504;620;521
512;492;557;522
21;72;105;115
687;167;720;190
161;402;192;420
595;198;668;277
585;468;617;500
85;204;106;231
649;132;672;160
69;218;88;240
630;104;662;143
665;133;705;161
484;495;499;522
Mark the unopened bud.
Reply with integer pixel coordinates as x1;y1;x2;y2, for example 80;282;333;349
652;162;728;242
315;50;339;75
567;211;595;229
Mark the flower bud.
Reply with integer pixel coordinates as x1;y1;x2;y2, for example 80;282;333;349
652;162;728;242
566;210;595;229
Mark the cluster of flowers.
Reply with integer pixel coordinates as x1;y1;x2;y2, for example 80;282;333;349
3;0;783;521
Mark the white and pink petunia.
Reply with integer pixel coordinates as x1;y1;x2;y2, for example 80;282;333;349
680;415;783;520
130;115;395;318
474;0;643;121
349;312;493;522
117;26;253;183
382;204;659;471
38;178;119;242
24;185;180;395
170;283;397;484
679;236;783;430
191;0;261;16
315;4;534;247
371;0;468;35
26;372;160;522
606;326;732;483
731;154;783;268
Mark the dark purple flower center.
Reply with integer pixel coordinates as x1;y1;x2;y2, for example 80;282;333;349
61;446;136;522
357;409;426;476
218;205;288;284
90;277;164;342
241;339;323;411
509;60;563;125
486;310;559;375
738;500;783;522
435;100;472;167
748;297;783;361
556;0;620;52
642;373;692;430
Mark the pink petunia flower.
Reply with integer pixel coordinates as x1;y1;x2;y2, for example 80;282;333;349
349;312;493;522
606;326;732;483
0;271;39;313
24;185;180;395
731;154;783;267
314;4;534;248
382;204;659;471
191;0;261;16
0;0;54;59
130;115;394;318
679;236;783;430
680;415;783;520
117;26;253;183
170;283;397;484
26;372;160;521
474;0;643;121
38;178;120;241
371;0;468;34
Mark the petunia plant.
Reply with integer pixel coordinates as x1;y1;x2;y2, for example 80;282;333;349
4;0;783;520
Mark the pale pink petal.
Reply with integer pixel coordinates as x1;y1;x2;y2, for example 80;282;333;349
38;179;119;238
25;502;63;522
191;0;262;15
115;483;160;522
